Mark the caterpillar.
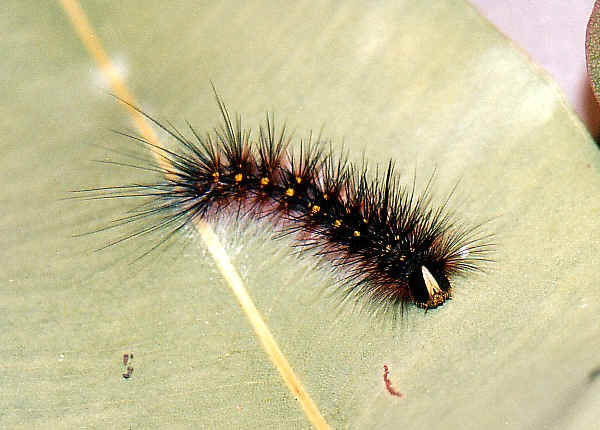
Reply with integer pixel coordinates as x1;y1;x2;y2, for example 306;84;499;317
83;93;492;313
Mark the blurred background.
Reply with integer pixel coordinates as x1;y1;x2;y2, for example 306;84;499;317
472;0;600;137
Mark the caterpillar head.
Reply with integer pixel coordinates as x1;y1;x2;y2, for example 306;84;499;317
381;247;454;309
408;265;452;309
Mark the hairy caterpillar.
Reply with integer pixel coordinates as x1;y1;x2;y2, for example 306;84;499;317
82;93;492;312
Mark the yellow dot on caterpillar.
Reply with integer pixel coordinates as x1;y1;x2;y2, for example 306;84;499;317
285;188;295;197
260;177;269;186
345;208;351;214
394;235;399;241
311;205;321;214
234;173;243;182
333;219;342;228
385;245;391;252
212;172;219;182
323;193;329;200
399;255;406;262
296;176;302;184
362;218;368;224
353;230;360;237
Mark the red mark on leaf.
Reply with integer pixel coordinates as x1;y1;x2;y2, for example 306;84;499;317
383;365;403;398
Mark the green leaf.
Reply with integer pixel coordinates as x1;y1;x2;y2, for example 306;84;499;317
2;1;599;428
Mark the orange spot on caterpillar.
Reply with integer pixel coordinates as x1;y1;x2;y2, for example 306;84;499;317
260;177;269;186
383;365;402;398
295;176;302;184
234;173;243;182
353;230;360;237
311;205;321;214
333;219;342;228
285;188;295;197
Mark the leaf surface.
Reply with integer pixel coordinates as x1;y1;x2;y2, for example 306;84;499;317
2;1;599;429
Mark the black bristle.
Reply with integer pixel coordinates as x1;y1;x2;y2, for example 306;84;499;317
79;93;493;314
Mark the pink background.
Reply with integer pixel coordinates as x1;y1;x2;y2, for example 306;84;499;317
471;0;600;137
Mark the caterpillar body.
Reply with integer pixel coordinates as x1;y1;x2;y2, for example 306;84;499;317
86;94;491;313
